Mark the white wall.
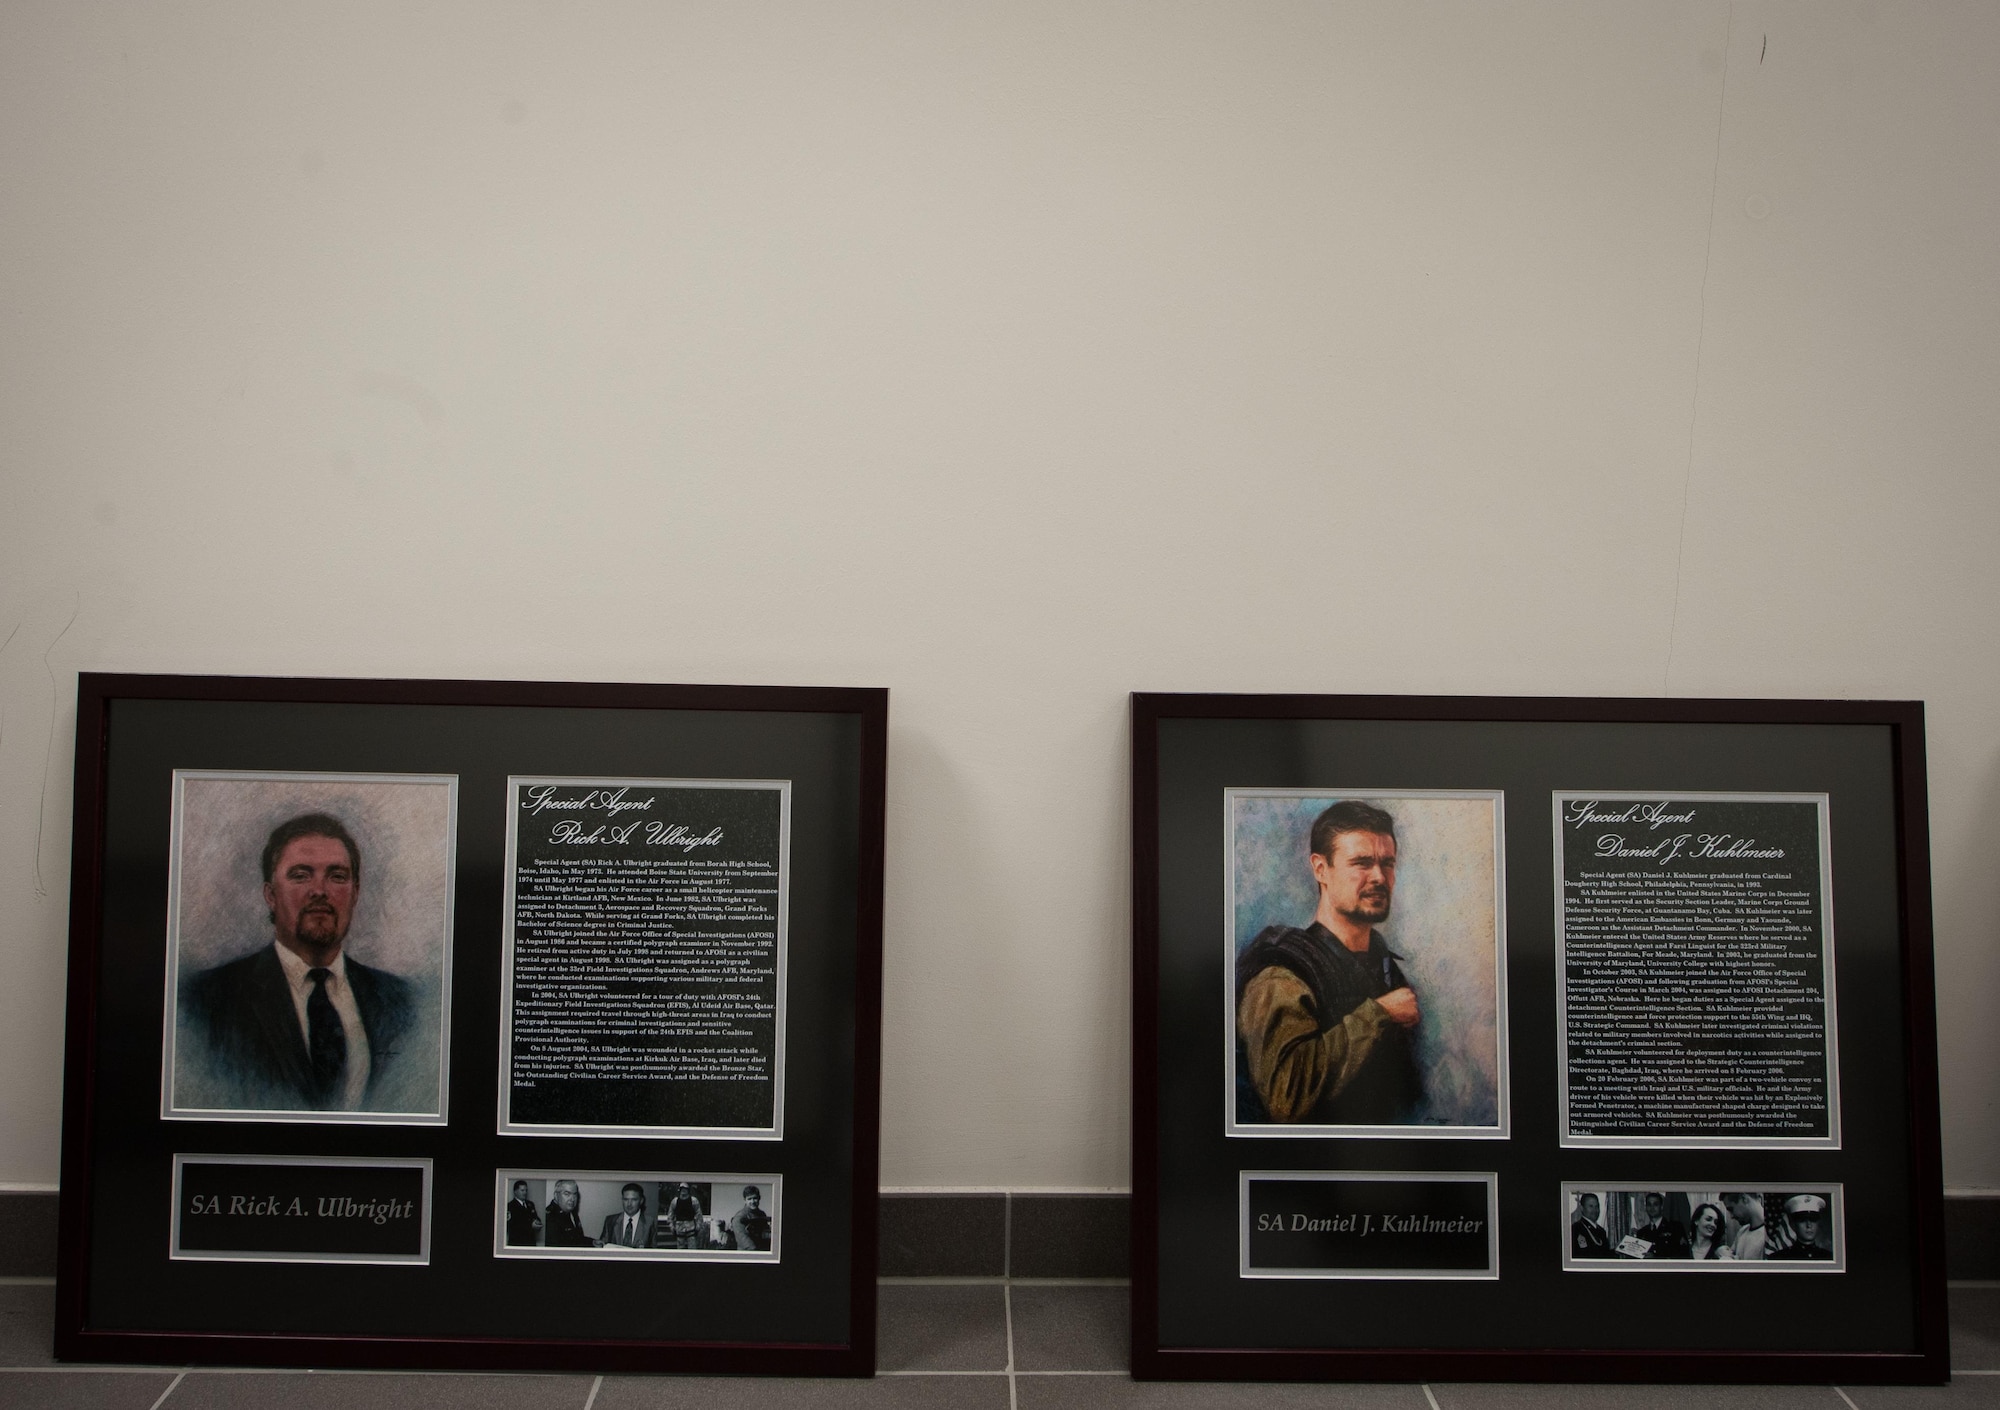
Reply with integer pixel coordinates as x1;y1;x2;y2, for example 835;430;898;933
3;1;1996;1191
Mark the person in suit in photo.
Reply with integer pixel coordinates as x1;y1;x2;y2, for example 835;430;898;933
505;1180;543;1246
599;1183;654;1248
1630;1192;1689;1259
544;1180;590;1247
180;813;416;1113
1570;1192;1613;1258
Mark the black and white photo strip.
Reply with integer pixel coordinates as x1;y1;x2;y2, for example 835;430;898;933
495;1172;780;1263
1562;1184;1842;1272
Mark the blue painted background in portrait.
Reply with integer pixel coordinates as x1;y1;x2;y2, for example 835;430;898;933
1230;793;1501;1128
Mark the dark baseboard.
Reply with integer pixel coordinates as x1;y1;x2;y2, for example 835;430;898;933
1946;1196;2000;1281
0;1192;55;1278
878;1192;1127;1278
877;1193;1006;1276
6;1189;1990;1281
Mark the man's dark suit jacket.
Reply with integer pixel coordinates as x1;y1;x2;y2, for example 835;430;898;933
182;944;415;1109
1570;1217;1613;1258
1633;1219;1690;1259
599;1212;655;1248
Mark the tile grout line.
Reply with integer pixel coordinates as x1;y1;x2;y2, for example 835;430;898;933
1422;1383;1443;1410
880;1370;1008;1377
1017;1370;1125;1376
0;1366;635;1379
583;1372;603;1410
1832;1388;1860;1410
0;1368;191;1375
1003;1278;1019;1410
878;1371;1129;1378
1003;1189;1020;1405
881;1276;1127;1287
147;1369;187;1410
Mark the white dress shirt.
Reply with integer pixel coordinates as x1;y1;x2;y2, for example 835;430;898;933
273;942;372;1110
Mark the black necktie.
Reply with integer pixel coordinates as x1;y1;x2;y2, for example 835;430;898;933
306;968;346;1101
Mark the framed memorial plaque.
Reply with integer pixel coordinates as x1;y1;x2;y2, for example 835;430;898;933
57;674;886;1374
1132;693;1946;1383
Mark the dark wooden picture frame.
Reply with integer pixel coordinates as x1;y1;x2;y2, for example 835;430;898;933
58;673;887;1374
1131;693;1946;1383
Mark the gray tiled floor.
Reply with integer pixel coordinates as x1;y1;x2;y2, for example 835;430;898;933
0;1280;56;1366
599;1375;1011;1409
1011;1283;1127;1372
1014;1381;1430;1409
165;1373;592;1409
1428;1388;1849;1410
0;1371;183;1409
1;1279;1994;1406
1953;1289;2000;1370
878;1283;1008;1372
1845;1383;2000;1409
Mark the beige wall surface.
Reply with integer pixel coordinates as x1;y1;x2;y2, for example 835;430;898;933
2;2;1996;1190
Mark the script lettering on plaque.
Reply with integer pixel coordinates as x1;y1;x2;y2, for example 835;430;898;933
1240;1172;1498;1279
1554;792;1838;1148
172;1155;431;1264
499;777;791;1138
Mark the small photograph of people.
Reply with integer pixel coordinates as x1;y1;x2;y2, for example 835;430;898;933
495;1172;779;1262
1563;1185;1841;1272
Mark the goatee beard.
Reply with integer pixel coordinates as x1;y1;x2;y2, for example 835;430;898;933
1339;898;1391;926
294;911;343;948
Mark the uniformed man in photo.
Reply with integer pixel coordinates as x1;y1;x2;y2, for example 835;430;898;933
1768;1195;1833;1260
1570;1192;1612;1258
1630;1191;1690;1259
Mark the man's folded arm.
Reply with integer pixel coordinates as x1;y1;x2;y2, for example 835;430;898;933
1238;966;1393;1122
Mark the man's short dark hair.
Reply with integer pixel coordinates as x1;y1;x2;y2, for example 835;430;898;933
261;813;362;883
622;1182;645;1200
1309;801;1397;858
743;1185;760;1199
